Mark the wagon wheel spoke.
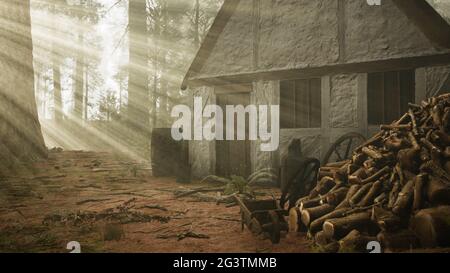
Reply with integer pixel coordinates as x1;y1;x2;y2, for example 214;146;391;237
334;146;343;161
323;132;367;165
344;138;353;159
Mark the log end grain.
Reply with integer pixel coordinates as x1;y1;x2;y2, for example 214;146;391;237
289;207;301;233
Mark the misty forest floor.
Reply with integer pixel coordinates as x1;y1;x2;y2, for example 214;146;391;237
0;150;312;253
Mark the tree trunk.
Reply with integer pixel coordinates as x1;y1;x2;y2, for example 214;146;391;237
0;0;47;171
128;0;149;142
194;0;200;47
84;65;89;120
50;1;63;124
52;56;62;123
73;34;84;121
151;8;160;130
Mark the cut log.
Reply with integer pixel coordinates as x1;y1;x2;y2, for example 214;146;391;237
314;231;329;246
397;148;420;173
347;164;359;176
318;170;334;179
325;160;351;168
336;185;361;210
352;153;367;166
445;161;450;175
309;208;350;234
420;147;432;162
346;184;361;199
426;176;450;205
321;241;340;253
300;197;322;211
374;192;387;205
388;180;401;209
392;179;415;215
380;124;412;131
349;183;373;207
444;146;450;158
358;180;384;207
361;166;391;184
362;146;383;160
410;206;450;248
434;130;450;146
294;196;310;209
348;175;362;184
443;108;450;133
377;230;419;250
384;135;408;151
409;109;419;136
351;167;368;179
363;159;377;169
323;211;371;239
288;207;302;233
301;204;335;227
333;169;348;184
413;174;427;211
421;138;443;155
309;176;335;199
372;207;403;232
339;229;377;253
326;187;349;206
421;161;450;183
408;132;421;150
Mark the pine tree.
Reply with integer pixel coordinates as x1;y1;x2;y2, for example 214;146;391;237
0;0;47;171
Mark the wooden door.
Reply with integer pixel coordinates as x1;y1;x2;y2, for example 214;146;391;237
216;92;252;178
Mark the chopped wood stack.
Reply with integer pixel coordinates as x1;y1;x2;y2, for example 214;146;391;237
289;93;450;252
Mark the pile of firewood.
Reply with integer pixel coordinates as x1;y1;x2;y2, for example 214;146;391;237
289;93;450;252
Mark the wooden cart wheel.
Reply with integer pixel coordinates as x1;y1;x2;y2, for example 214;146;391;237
280;158;321;210
268;211;281;244
322;132;367;165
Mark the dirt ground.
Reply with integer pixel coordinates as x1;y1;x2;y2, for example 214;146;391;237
0;150;312;253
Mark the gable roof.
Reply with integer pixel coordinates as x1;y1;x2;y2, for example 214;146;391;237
181;0;450;90
181;0;240;90
394;0;450;48
427;0;450;24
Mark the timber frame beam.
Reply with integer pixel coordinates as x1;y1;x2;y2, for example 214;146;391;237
186;53;450;88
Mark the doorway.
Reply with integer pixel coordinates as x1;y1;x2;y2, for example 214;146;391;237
215;89;252;178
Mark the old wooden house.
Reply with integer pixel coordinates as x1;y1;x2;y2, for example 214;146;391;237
181;0;450;179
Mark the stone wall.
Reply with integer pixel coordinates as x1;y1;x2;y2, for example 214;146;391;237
257;0;339;71
250;81;280;172
199;0;253;77
330;74;359;129
344;0;444;63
